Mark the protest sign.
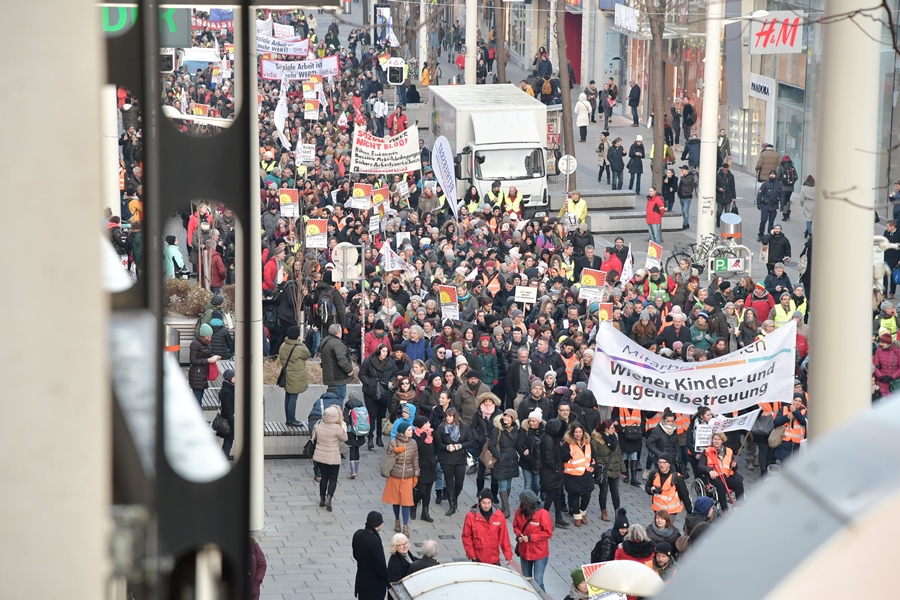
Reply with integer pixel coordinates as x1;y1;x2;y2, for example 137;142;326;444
580;268;607;288
438;285;459;321
579;286;605;303
431;136;457;218
514;286;538;304
397;180;410;199
645;241;663;270
372;186;390;204
710;408;761;434
694;423;713;451
192;17;233;30
260;56;340;80
620;245;634;283
381;243;409;272
596;303;613;322
303;99;320;120
353;183;373;198
580;563;628;600
272;22;294;38
300;144;315;164
279;189;299;218
192;104;210;116
350;196;371;210
396;232;411;248
306;219;328;248
349;126;422;175
588;322;796;413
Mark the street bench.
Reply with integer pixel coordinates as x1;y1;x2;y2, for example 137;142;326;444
587;209;684;234
264;421;310;458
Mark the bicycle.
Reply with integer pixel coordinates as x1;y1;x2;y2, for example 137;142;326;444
665;233;740;279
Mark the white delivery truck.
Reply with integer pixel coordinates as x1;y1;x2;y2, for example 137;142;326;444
429;84;550;219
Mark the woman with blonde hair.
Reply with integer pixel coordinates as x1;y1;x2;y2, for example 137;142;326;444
312;405;348;511
386;533;418;582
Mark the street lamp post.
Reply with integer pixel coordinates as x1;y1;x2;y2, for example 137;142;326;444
695;0;725;243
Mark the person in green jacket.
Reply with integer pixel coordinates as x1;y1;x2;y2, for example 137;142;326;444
474;333;500;392
592;419;625;523
164;235;185;278
279;326;311;427
690;312;716;352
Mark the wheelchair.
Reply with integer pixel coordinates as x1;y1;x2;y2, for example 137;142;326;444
689;471;735;517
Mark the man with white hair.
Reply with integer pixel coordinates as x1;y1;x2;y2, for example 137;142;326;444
652;312;692;352
319;323;356;401
407;540;440;574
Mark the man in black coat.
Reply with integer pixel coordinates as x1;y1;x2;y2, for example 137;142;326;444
573;245;603;282
540;418;570;527
715;163;737;228
319;324;356;401
352;511;389;600
652;314;692;351
505;347;534;409
761;224;792;273
757;170;783;241
528;338;566;383
628;81;641;126
407;540;440;574
310;270;346;329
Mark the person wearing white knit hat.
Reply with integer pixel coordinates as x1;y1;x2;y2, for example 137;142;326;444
519;407;545;498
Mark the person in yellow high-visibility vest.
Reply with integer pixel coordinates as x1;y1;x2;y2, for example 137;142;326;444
482;180;507;209
558;190;588;226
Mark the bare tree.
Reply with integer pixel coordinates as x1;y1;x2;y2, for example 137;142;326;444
555;0;576;188
645;0;667;192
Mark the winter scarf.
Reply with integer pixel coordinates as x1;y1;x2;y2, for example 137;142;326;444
660;422;677;436
444;423;460;442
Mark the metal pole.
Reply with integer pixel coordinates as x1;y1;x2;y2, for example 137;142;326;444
419;0;429;72
234;10;266;532
464;0;477;84
695;0;723;243
808;0;882;439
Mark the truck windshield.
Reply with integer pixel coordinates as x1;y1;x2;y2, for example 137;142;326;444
474;148;545;181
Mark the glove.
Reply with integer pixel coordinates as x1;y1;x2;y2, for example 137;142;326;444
879;375;892;383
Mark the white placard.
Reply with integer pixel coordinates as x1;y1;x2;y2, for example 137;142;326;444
514;286;538;304
349;126;422;175
260;56;340;80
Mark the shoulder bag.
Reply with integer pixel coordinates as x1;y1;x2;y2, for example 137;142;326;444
212;414;231;436
380;447;398;478
276;345;298;388
515;521;530;557
478;420;499;469
207;360;219;381
751;413;774;437
768;424;788;448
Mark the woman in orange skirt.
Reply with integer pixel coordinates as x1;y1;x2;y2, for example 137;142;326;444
382;422;420;537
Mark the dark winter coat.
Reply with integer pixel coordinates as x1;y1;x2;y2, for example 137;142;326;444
489;415;521;480
387;551;418;583
591;431;625;480
646;423;679;462
312;281;346;328
627;143;645;173
249;539;267;600
596;528;626;562
210;325;234;359
539;419;565;492
716;169;736;204
217;380;235;442
757;179;783;208
516;419;544;472
681;138;701;167
188;335;213;390
762;232;792;265
608;144;626;172
319;334;355;386
359;355;399;405
352;526;388;600
436;421;474;466
412;427;438;484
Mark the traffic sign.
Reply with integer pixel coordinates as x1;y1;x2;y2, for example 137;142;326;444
558;154;578;175
713;257;745;272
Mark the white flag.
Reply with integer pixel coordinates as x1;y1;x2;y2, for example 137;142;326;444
709;409;761;434
620;244;634;283
464;268;478;282
381;242;407;272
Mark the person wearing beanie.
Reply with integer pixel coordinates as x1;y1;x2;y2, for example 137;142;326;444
216;368;236;457
343;392;368;481
382;416;420;538
474;329;501;394
352;512;389;600
278;323;311;427
189;322;219;404
593;507;630;563
516;373;552;428
565;566;589;600
646;453;692;517
690;311;713;351
364;317;393;359
512;489;553;592
410;415;437;523
652;541;678;580
490;408;521;518
771;393;808;465
209;310;235;360
311;266;346;331
164;234;186;278
462;487;513;566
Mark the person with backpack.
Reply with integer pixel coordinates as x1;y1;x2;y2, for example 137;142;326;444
311;270;346;331
344;393;370;480
539;75;554;105
776;154;798;220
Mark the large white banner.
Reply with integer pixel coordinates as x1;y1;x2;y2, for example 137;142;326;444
260;56;339;80
256;34;310;56
432;135;457;218
256;17;273;37
350;126;422;175
588;322;796;413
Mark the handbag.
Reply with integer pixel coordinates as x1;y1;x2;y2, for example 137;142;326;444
768;424;788;448
592;461;608;485
892;266;900;286
382;419;394;437
379;449;397;478
729;200;739;215
623;425;643;442
515;521;530;558
207;360;219;381
891;378;900;393
276;345;298;388
302;439;316;458
212;413;231;436
479;441;498;469
751;413;774;437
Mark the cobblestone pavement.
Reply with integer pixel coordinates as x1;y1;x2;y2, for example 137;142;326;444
258;440;764;599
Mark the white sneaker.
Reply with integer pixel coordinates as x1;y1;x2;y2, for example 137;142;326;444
642;470;650;481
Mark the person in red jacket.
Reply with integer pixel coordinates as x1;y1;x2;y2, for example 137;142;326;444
874;333;900;396
387;105;409;137
364;319;393;359
462;488;513;566
263;246;285;292
600;246;623;277
745;281;775;322
199;239;227;293
512;490;553;592
645;187;665;244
